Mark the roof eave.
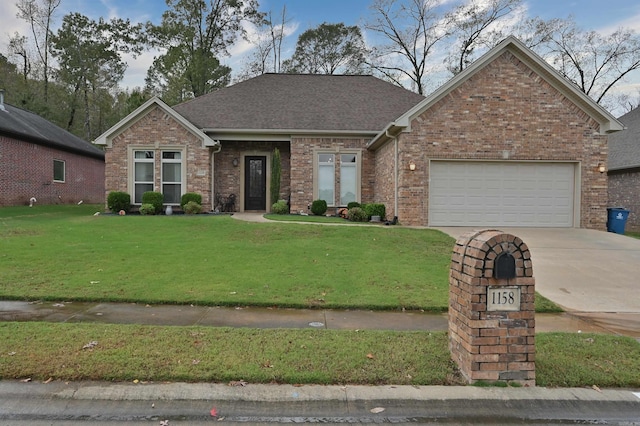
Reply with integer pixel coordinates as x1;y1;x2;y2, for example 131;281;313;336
202;128;380;141
94;97;220;149
1;128;105;160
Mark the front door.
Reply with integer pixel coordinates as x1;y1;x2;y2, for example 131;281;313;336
244;156;267;211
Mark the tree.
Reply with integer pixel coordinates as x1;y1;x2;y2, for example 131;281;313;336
15;0;62;102
146;0;262;102
445;0;521;74
51;13;144;139
536;17;640;105
366;0;451;94
282;22;368;74
270;147;281;205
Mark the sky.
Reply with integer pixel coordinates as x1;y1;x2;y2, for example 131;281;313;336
1;0;640;114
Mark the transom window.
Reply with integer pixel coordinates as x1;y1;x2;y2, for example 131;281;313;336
53;159;65;183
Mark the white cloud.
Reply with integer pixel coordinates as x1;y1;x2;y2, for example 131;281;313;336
597;11;640;35
0;3;31;53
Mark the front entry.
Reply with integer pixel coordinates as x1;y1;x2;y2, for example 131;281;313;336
244;156;267;210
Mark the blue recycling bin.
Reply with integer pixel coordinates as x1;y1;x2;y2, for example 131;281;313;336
606;207;630;234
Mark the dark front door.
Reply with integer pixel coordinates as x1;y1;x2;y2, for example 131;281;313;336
245;156;267;210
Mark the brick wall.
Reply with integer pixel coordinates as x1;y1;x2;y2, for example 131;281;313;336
608;170;640;232
376;51;608;229
105;106;212;209
449;229;535;386
0;135;104;206
289;137;374;214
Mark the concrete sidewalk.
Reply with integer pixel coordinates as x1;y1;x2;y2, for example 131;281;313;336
2;300;639;338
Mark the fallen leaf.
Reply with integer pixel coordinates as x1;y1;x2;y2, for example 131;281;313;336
20;378;32;383
261;360;273;368
370;407;385;413
366;353;375;359
8;352;16;356
592;384;602;393
43;377;53;384
229;380;247;387
192;359;200;365
133;379;139;384
210;407;218;417
82;341;98;350
160;420;169;426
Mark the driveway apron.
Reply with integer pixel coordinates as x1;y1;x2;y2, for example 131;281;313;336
433;227;640;313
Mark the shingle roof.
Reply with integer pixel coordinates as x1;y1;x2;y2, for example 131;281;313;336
173;74;426;133
0;102;104;160
608;107;640;170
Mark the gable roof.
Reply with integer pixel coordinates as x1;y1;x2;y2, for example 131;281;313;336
0;102;104;160
368;36;624;150
172;74;426;137
94;96;220;149
608;107;640;171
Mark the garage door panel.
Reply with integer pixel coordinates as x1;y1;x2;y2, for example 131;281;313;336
429;161;575;227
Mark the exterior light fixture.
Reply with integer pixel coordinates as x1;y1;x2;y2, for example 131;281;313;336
598;163;606;174
409;161;416;171
232;158;239;167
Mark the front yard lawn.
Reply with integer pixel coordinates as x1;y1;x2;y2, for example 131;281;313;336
0;205;453;311
0;205;560;312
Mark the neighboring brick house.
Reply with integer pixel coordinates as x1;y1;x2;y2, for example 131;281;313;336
0;92;105;206
608;107;640;232
96;37;622;229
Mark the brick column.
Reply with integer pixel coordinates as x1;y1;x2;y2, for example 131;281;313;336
448;229;535;386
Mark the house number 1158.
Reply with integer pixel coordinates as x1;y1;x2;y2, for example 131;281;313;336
487;287;520;311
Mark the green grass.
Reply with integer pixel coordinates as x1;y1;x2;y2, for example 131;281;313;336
0;205;453;311
264;213;360;223
1;322;638;387
625;231;640;239
0;205;562;312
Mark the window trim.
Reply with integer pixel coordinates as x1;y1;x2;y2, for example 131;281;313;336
161;150;184;205
53;159;65;183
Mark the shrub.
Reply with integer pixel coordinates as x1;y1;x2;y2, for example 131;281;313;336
142;191;163;214
107;191;131;213
270;148;281;205
347;201;360;209
181;193;202;209
183;201;203;214
363;203;386;220
272;200;289;215
310;199;328;216
139;203;156;215
347;207;368;222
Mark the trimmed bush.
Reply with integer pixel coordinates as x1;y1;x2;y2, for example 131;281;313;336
181;193;202;209
183;201;203;214
347;201;360;209
347;207;368;222
270;148;281;205
363;203;386;220
139;203;156;215
310;199;328;216
107;191;131;213
142;191;164;214
272;200;289;215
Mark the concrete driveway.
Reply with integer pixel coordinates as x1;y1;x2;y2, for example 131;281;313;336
434;227;640;314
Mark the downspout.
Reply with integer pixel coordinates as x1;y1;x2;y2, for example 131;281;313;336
211;142;221;211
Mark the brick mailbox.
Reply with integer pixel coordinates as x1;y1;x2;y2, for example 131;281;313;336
448;229;535;386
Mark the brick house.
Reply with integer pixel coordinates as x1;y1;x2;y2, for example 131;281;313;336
0;92;105;206
608;107;640;232
96;37;622;229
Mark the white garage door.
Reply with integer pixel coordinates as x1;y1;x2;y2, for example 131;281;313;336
429;161;576;227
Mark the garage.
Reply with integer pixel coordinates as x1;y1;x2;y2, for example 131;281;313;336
429;161;576;227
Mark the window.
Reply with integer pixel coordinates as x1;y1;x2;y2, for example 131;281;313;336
318;154;335;205
133;150;154;204
161;151;182;204
53;160;65;182
340;154;357;205
315;151;361;207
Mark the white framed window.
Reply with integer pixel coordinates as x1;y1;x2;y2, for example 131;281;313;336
161;151;183;204
133;150;154;204
53;159;65;183
340;154;357;205
314;150;361;207
318;153;335;205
